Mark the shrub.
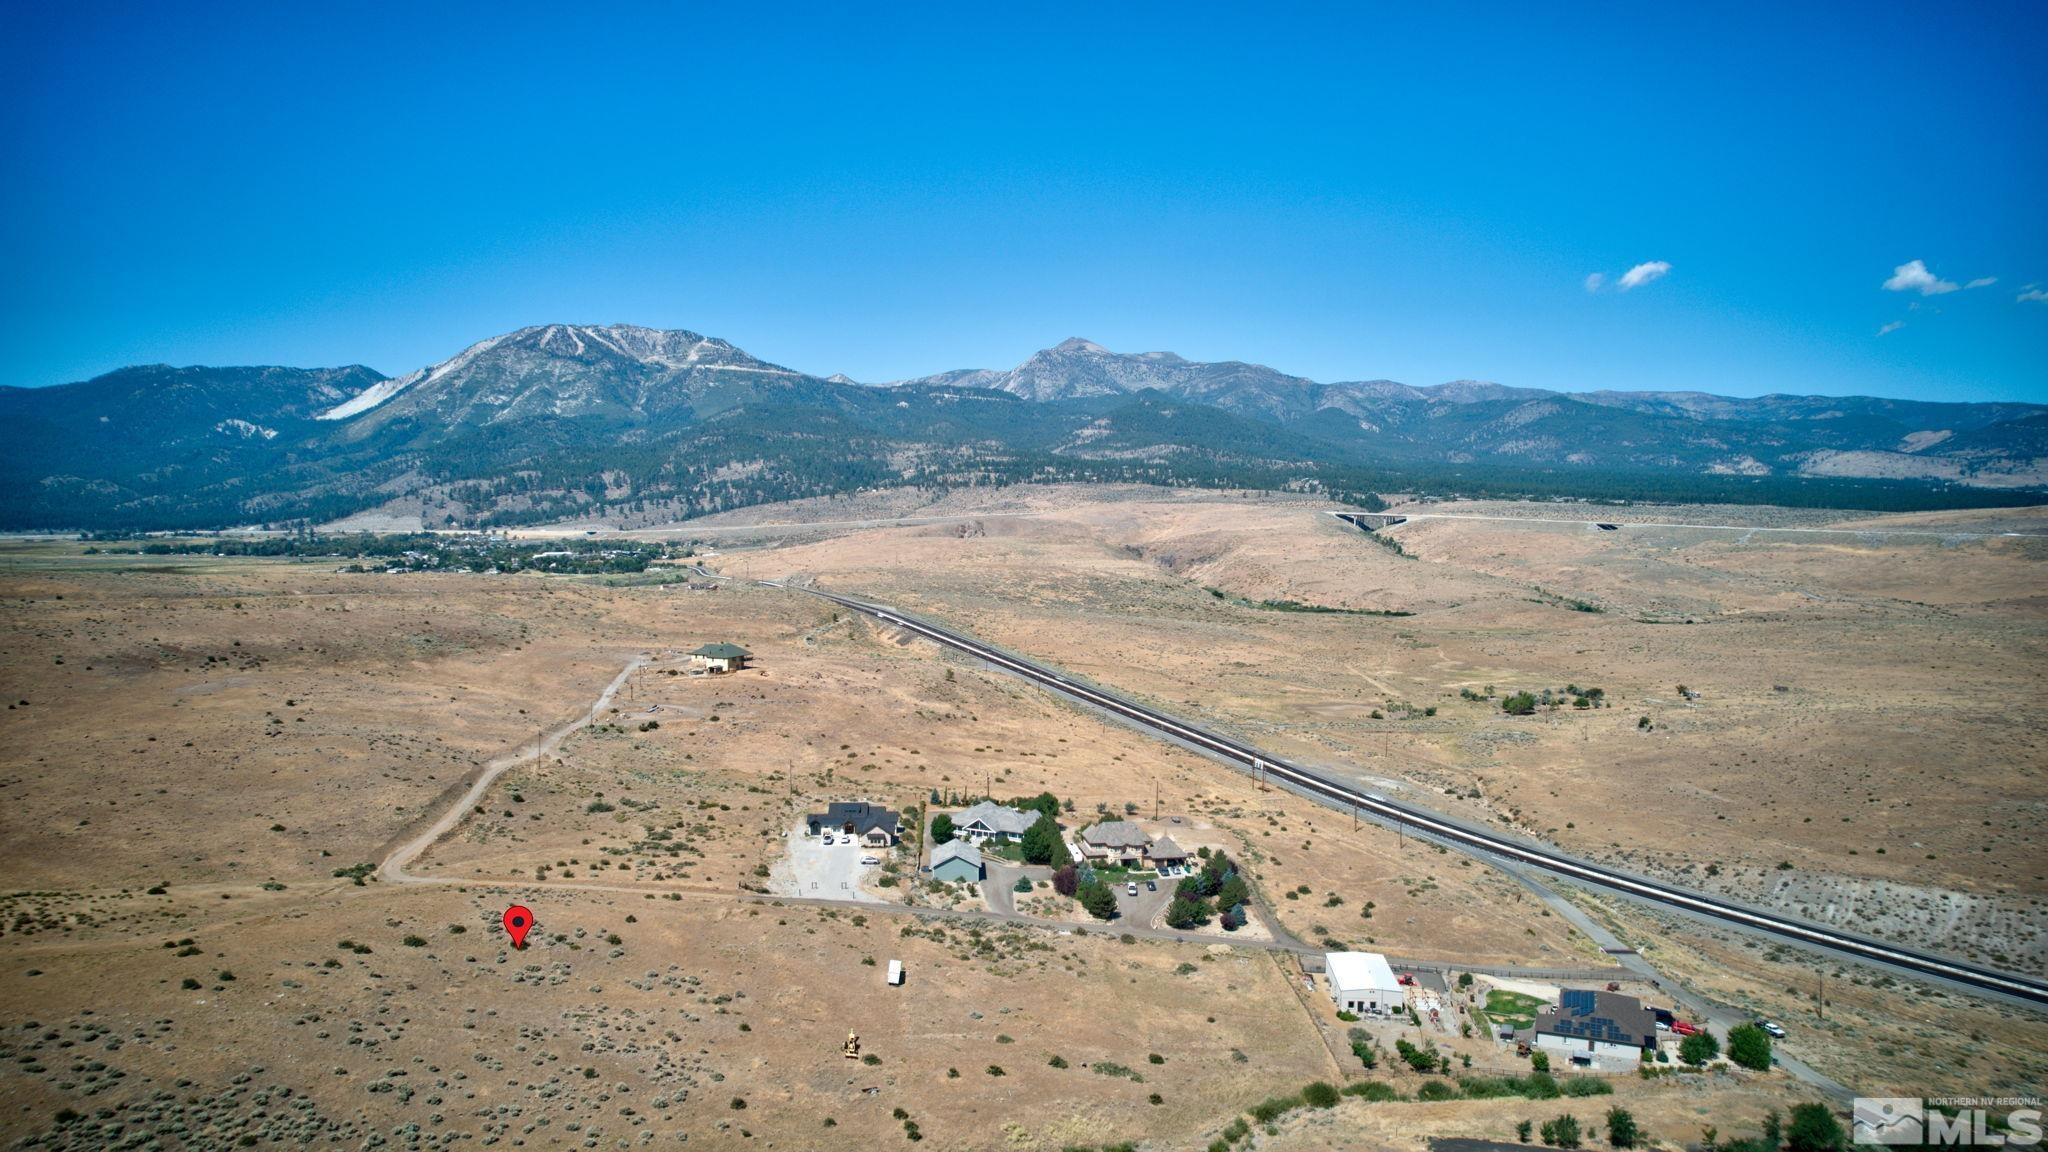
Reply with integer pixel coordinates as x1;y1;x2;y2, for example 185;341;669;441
586;800;615;814
1416;1080;1461;1101
1540;1113;1583;1148
1249;1094;1303;1123
1342;1081;1400;1101
1302;1081;1339;1108
1518;1120;1534;1143
1679;1030;1720;1066
1502;692;1538;716
986;1065;1005;1077
402;935;427;947
1052;865;1079;896
1048;1055;1068;1069
1786;1103;1846;1152
1726;1023;1773;1071
1606;1106;1641;1149
1529;1050;1550;1072
1562;1078;1612;1097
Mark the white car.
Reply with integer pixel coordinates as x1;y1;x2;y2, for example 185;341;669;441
1757;1019;1787;1038
822;835;834;845
1126;883;1138;896
860;855;880;866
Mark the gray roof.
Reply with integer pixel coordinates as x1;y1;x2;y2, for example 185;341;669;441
953;800;1035;836
1146;836;1188;859
809;801;899;837
932;840;983;868
1082;820;1151;849
1535;990;1656;1048
691;642;751;659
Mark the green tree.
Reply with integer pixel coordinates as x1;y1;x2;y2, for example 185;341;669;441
1679;1030;1720;1066
1725;1023;1772;1071
1164;897;1209;929
929;814;956;846
1011;791;1060;819
1078;881;1118;920
1021;812;1067;866
1541;1114;1583;1149
1785;1105;1845;1152
1530;1050;1551;1073
1215;873;1249;913
1503;692;1539;716
1517;1120;1534;1144
1605;1107;1641;1149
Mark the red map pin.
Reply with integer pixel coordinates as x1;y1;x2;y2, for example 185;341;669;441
502;905;534;949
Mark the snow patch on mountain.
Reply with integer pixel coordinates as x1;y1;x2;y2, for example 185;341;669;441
214;418;278;440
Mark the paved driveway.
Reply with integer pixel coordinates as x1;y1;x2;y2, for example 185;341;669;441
981;861;1031;915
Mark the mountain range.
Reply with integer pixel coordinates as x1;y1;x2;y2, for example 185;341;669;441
3;323;2042;530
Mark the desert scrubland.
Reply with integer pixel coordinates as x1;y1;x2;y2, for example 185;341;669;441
2;486;2043;1148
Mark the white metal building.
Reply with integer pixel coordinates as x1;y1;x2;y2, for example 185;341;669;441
1324;951;1405;1014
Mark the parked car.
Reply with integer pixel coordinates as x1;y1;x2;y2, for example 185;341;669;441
860;855;880;866
1757;1019;1787;1038
822;835;834;845
1126;883;1138;896
1145;880;1157;892
1672;1021;1703;1037
1605;981;1622;992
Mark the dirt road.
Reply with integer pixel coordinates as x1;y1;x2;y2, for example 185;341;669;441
379;654;648;884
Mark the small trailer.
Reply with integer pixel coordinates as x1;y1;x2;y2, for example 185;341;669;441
886;959;904;986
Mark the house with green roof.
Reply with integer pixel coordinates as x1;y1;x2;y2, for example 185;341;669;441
689;642;751;673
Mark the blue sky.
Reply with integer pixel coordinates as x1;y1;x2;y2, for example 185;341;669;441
4;2;2044;401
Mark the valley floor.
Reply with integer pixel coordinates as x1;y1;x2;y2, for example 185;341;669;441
3;486;2044;1148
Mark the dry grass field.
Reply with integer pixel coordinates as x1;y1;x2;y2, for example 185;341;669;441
2;482;2042;1147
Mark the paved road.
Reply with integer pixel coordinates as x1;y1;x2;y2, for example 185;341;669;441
1329;509;2048;540
746;574;2048;1009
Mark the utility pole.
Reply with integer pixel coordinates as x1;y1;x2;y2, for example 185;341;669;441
1153;779;1160;821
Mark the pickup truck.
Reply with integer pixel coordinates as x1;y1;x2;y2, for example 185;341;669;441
1756;1019;1787;1039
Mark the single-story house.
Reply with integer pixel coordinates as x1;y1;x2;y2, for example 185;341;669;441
952;800;1035;843
1078;820;1152;867
807;802;901;847
1325;951;1406;1015
1144;836;1190;874
690;642;751;673
1533;990;1656;1057
930;839;986;883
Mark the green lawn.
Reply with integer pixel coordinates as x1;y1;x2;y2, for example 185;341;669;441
1474;989;1546;1034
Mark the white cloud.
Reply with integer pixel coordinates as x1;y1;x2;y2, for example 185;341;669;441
2018;285;2048;304
1884;259;1959;295
1876;320;1905;336
1965;276;1997;289
1584;272;1605;293
1617;261;1671;291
